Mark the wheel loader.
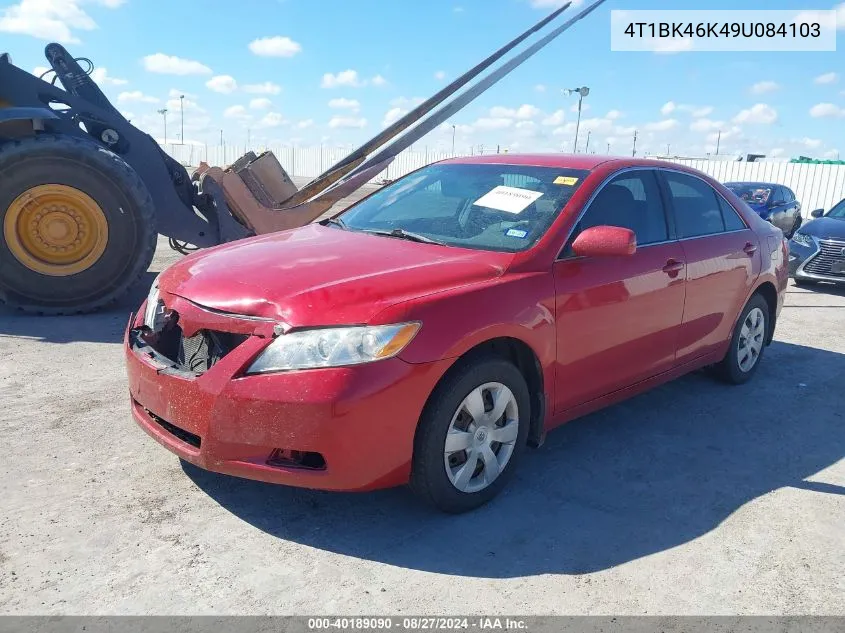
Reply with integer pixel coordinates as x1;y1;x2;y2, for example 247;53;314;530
0;0;603;314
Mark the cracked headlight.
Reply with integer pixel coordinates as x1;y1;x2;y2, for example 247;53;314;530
246;322;421;374
790;232;815;248
143;274;161;330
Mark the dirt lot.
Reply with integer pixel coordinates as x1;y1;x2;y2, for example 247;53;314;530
1;189;843;613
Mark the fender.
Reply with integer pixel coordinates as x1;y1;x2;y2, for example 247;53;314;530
0;106;59;123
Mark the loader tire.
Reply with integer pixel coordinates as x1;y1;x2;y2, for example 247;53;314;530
0;134;157;314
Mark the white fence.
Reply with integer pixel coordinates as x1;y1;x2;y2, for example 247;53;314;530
160;143;845;218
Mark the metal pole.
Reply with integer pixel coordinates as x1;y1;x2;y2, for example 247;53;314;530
632;130;638;157
180;95;184;145
451;125;456;155
607;142;610;154
716;130;721;155
585;131;591;154
573;93;582;153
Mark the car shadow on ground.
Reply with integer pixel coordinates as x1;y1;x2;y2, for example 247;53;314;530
0;271;155;344
184;340;845;578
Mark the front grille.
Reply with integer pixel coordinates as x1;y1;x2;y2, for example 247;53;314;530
804;239;845;278
147;310;249;375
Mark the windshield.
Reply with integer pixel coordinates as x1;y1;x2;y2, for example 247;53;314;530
827;198;845;219
726;183;771;205
337;163;589;252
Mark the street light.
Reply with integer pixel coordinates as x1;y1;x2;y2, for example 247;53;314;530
157;108;168;144
179;95;185;145
563;86;589;153
451;124;456;155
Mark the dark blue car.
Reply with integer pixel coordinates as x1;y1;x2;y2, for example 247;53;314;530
788;198;845;287
725;181;803;238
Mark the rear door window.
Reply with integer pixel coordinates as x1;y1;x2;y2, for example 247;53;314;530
662;171;726;238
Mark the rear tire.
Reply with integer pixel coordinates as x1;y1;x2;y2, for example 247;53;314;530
0;134;157;314
410;356;530;513
714;293;770;385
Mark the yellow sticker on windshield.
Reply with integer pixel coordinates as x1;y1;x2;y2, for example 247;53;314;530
554;176;579;186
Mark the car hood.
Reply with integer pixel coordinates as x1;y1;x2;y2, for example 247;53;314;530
797;216;845;240
159;224;511;326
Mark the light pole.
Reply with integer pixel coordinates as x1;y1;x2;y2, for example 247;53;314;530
607;142;611;154
451;124;456;155
157;108;168;144
585;130;591;154
563;86;589;153
716;130;721;155
179;95;185;145
632;129;638;157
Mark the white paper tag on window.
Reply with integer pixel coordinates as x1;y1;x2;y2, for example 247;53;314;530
473;186;543;214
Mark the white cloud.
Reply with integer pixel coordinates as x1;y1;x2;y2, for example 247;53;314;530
802;137;823;149
328;98;360;111
296;119;314;129
243;82;282;95
793;5;845;31
534;84;547;93
383;107;407;127
769;148;785;157
117;90;158;104
371;74;388;87
390;96;424;108
250;98;272;110
809;102;845;118
689;106;714;118
823;149;841;159
328;116;367;129
690;118;723;133
165;95;203;113
474;117;514;130
661;101;677;116
255;112;286;128
645;119;679;132
569;101;591;113
751;80;780;94
814;72;839;85
542;109;566;126
605;110;623;120
143;53;212;76
90;67;127;86
434;70;447;81
248;36;302;58
206;75;238;94
224;105;249;119
489;104;541;120
0;0;122;44
733;103;778;125
321;70;364;88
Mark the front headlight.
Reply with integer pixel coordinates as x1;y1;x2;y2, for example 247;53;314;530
245;322;422;374
143;274;161;329
790;232;815;248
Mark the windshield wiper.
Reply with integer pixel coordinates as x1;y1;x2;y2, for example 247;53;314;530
361;228;445;245
322;217;348;229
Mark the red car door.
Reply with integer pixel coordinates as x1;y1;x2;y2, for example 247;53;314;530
658;170;759;365
553;169;686;414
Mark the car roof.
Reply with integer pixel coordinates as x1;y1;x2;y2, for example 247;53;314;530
440;153;694;171
725;181;781;188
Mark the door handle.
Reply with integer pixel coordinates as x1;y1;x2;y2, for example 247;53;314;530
743;242;758;255
662;259;685;274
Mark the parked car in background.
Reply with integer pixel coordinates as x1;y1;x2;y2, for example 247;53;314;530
789;198;845;287
724;181;803;238
125;155;788;513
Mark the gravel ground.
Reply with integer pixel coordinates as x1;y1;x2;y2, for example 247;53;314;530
0;184;843;614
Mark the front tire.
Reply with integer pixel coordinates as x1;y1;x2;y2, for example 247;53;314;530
410;357;530;513
0;135;157;314
714;293;770;385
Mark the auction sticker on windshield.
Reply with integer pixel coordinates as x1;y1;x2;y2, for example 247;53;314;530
473;186;543;214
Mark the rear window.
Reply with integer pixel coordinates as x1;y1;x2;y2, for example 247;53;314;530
339;163;589;252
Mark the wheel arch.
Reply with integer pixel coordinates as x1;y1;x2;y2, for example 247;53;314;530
751;280;779;345
417;336;547;450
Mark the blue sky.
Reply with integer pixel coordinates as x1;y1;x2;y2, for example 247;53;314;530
1;0;844;159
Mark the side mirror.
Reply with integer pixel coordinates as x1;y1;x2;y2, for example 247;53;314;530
811;208;824;218
572;225;637;257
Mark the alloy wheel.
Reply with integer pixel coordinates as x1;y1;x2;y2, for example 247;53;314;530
737;307;766;372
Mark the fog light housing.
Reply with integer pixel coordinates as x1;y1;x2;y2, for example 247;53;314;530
266;449;326;470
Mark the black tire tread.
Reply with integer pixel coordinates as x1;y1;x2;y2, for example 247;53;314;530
0;134;157;315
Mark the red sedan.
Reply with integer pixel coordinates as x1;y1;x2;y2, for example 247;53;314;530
125;155;788;513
